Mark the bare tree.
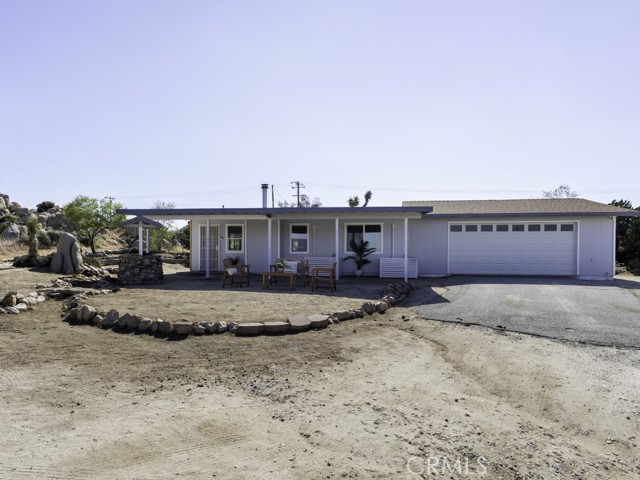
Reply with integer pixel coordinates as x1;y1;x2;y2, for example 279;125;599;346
542;185;579;198
278;195;322;208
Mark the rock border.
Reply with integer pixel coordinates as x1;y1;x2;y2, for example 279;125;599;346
59;282;413;339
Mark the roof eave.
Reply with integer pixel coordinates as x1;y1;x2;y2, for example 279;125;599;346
425;211;640;218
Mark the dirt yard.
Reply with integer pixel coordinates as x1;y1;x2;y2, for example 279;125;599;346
1;262;639;479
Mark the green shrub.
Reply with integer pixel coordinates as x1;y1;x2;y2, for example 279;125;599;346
83;256;103;268
36;201;56;213
0;214;19;233
48;230;62;245
627;259;640;275
13;253;53;268
37;230;52;247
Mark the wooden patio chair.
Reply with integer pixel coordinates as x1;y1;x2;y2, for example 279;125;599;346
222;264;250;288
311;261;336;293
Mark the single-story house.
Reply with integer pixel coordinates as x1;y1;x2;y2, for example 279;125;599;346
118;193;640;281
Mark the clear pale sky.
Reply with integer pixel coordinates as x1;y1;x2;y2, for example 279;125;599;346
1;0;639;210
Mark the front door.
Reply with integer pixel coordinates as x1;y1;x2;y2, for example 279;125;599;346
199;225;219;271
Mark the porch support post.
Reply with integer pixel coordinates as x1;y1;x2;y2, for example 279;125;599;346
404;217;409;283
138;221;143;256
277;219;281;259
244;219;248;265
267;217;272;267
335;217;340;280
145;228;150;254
205;218;211;279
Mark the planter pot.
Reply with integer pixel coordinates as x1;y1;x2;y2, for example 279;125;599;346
354;270;363;277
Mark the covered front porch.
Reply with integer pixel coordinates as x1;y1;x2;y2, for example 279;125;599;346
117;206;431;283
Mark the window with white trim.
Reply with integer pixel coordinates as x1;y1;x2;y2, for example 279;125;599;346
346;224;382;253
226;225;243;252
290;224;309;253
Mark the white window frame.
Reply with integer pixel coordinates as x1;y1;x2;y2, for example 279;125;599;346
344;223;383;254
225;224;244;253
289;223;309;254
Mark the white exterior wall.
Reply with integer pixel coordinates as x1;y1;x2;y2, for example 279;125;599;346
189;214;616;280
408;215;616;280
245;219;272;273
190;218;271;272
577;217;616;279
408;218;449;276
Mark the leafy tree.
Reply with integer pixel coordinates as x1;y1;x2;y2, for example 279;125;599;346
278;195;322;208
150;200;176;251
175;224;190;249
609;199;640;264
542;185;579;198
62;196;125;254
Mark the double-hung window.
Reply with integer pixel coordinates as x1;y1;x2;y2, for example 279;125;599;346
346;224;382;253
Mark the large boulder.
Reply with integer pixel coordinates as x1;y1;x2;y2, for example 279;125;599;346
51;232;85;274
0;195;7;211
14;207;30;219
1;223;20;241
46;211;65;230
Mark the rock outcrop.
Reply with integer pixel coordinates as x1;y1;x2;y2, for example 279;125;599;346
50;232;85;274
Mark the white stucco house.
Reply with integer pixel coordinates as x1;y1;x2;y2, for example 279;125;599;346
119;191;639;282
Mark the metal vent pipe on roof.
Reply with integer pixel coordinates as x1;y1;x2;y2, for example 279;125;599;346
261;184;269;208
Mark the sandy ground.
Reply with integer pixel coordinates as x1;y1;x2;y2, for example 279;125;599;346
1;262;639;479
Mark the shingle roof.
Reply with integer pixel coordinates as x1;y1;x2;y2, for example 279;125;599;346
402;198;640;217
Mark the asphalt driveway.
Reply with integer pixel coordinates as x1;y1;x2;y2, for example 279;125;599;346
412;276;640;349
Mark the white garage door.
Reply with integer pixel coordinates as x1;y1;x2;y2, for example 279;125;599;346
448;222;577;275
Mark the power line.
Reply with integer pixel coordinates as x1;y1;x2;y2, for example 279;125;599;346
291;180;305;207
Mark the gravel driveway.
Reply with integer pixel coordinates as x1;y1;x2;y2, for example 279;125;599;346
413;276;640;348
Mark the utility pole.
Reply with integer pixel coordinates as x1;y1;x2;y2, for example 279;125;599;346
291;181;305;207
104;196;116;202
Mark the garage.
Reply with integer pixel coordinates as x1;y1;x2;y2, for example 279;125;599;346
448;222;578;275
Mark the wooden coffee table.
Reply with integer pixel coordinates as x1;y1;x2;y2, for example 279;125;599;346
262;272;297;290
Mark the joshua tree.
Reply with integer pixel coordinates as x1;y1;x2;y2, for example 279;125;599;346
348;190;373;207
362;190;372;207
26;215;39;259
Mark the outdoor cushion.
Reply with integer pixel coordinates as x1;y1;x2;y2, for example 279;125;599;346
283;261;298;274
227;268;238;275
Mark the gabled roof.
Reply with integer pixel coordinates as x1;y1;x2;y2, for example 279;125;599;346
402;198;640;217
119;215;164;229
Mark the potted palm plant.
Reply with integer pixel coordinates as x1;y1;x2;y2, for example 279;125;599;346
343;239;376;276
